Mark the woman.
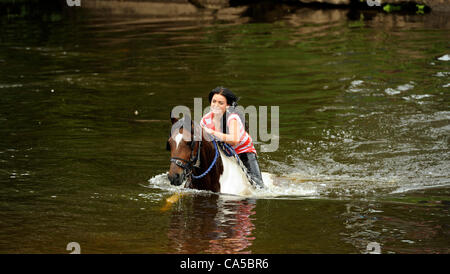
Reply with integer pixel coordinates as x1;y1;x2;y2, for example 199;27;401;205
200;86;264;188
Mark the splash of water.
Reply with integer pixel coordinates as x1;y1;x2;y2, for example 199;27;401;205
147;171;319;199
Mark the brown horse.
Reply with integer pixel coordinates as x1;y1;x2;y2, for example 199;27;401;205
166;115;256;195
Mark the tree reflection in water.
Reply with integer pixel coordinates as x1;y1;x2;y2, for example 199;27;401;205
167;194;256;254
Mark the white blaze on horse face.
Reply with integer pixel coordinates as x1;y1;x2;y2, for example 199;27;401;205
174;133;183;150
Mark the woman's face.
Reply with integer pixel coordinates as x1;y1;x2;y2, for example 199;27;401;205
211;93;228;116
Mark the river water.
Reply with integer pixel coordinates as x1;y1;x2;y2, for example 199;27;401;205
0;3;449;254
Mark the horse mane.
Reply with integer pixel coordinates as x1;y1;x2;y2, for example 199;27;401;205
192;125;223;192
174;116;224;192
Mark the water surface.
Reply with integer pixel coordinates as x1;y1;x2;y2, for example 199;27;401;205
0;4;449;253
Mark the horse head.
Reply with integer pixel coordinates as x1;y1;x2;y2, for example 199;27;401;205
166;115;202;186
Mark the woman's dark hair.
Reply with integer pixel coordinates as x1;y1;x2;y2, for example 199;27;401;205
208;86;248;134
208;86;239;107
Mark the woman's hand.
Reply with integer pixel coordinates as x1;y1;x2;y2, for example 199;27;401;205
201;121;239;146
202;125;214;135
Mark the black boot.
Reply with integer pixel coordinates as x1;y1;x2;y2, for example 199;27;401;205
238;152;264;189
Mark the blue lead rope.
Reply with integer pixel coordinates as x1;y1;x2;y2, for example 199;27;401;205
191;136;258;188
219;142;239;161
219;141;258;187
190;137;241;180
191;138;219;179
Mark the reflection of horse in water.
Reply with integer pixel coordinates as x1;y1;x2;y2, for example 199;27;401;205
166;115;258;196
166;194;256;254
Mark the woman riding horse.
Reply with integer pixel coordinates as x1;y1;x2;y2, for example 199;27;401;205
200;86;264;188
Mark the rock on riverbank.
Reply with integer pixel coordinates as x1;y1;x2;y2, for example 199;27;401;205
85;0;449;12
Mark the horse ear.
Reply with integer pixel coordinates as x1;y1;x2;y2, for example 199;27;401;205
192;121;200;142
171;115;179;125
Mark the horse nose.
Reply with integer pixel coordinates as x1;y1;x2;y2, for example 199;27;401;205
168;172;184;186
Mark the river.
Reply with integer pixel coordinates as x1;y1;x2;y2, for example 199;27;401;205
0;3;449;253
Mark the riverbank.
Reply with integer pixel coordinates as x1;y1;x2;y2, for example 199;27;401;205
4;0;448;30
1;0;449;254
83;0;448;12
1;0;449;20
68;0;450;29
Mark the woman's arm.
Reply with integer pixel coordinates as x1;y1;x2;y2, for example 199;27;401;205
202;119;240;146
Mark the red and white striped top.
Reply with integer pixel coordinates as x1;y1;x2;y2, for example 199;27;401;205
200;111;257;155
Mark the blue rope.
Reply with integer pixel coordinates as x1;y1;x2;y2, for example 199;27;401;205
219;142;257;187
220;142;240;161
191;137;241;180
196;138;258;188
191;138;219;179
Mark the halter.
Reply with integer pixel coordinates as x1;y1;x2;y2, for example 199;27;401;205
169;138;201;174
169;135;259;188
169;135;219;181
